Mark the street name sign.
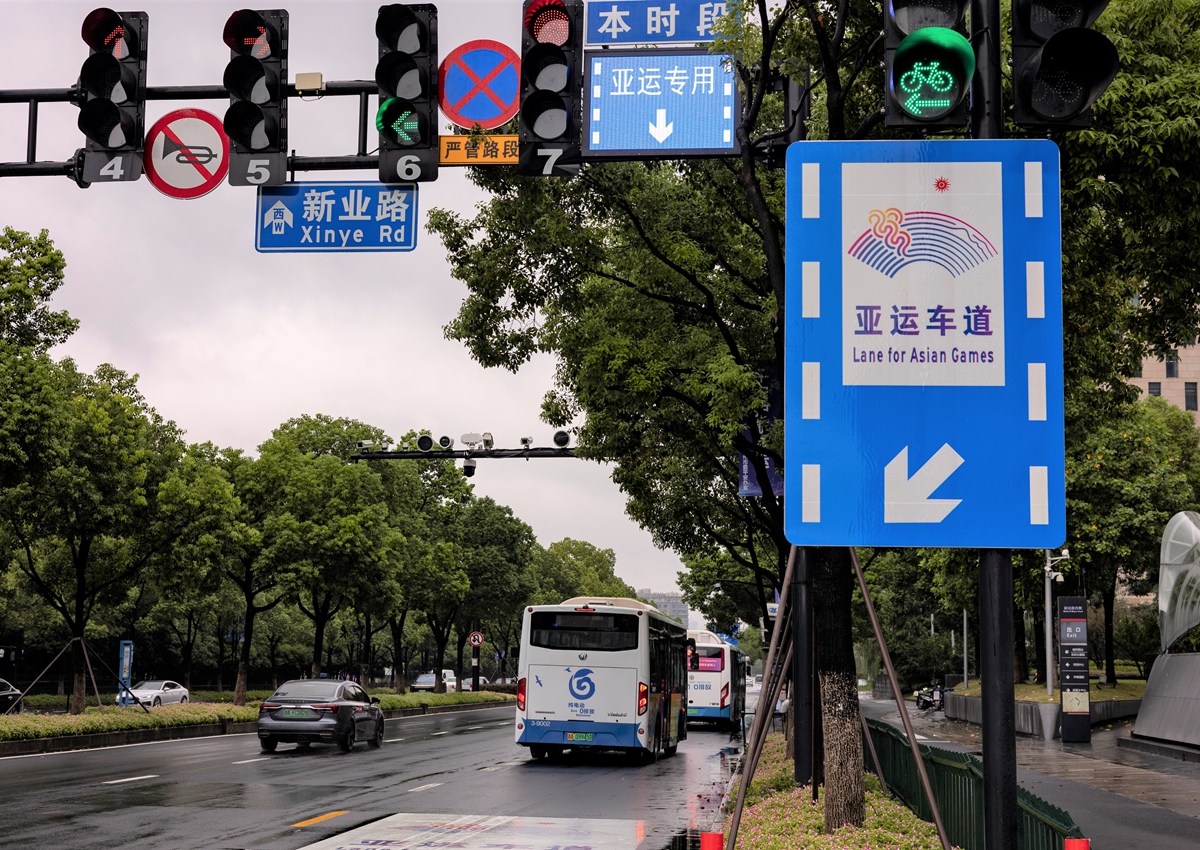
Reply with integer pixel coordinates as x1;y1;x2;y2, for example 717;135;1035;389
784;140;1065;548
255;181;417;253
585;1;729;45
143;109;229;199
583;49;738;158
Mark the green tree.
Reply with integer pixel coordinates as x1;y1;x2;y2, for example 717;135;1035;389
1066;397;1196;684
0;227;76;352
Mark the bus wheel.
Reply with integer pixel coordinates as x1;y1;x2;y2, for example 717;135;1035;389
663;741;678;757
529;745;546;760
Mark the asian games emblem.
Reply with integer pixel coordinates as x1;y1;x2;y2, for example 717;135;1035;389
848;207;996;278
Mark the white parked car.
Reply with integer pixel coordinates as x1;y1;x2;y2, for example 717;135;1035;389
127;680;189;707
410;670;458;692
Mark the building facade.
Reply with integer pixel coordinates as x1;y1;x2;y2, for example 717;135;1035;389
1129;349;1200;413
638;589;690;626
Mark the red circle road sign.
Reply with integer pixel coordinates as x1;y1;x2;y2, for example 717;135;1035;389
438;39;521;130
469;631;485;648
144;109;229;199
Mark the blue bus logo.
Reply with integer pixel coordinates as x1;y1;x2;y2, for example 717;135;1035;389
569;668;596;700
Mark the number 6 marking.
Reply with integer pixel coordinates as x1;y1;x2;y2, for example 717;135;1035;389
396;155;422;180
536;148;563;175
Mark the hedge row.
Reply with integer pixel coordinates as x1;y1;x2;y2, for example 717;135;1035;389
20;690;275;709
0;703;259;742
376;691;514;710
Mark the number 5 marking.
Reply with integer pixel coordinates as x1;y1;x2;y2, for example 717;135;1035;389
246;159;271;184
536;148;563;175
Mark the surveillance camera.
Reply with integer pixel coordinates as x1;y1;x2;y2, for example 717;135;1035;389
416;434;435;452
462;458;477;477
461;432;483;447
1060;548;1070;559
401;440;411;451
520;436;533;448
481;432;494;449
438;435;455;449
1053;572;1065;583
355;440;374;450
553;430;570;448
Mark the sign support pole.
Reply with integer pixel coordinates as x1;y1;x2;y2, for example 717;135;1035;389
791;549;813;785
471;620;481;693
970;0;1019;846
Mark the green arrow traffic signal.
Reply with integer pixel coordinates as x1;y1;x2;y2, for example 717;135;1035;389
377;97;424;146
892;27;975;122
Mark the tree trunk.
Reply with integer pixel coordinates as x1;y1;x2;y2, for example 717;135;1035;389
70;639;87;715
360;611;373;687
234;606;257;706
1014;604;1029;684
811;548;864;828
389;612;408;692
1103;582;1117;686
1032;603;1047;686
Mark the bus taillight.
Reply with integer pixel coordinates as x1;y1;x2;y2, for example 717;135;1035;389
638;682;648;716
517;677;527;711
720;682;729;709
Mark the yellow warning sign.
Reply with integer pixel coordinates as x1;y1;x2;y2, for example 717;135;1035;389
439;135;519;165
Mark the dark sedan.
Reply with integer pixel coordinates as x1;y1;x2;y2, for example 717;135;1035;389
0;679;21;714
257;679;384;753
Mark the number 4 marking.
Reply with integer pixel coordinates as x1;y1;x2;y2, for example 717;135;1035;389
99;158;125;180
536;148;563;175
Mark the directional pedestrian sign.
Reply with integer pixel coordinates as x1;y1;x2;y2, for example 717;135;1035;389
143;109;229;199
583;49;738;158
438;40;521;130
784;140;1065;548
585;0;729;45
255;181;418;253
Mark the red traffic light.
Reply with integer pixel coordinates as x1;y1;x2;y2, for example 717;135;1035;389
525;0;571;46
81;7;138;58
223;9;277;60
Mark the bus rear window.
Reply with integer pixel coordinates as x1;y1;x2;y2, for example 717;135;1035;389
530;612;639;651
689;646;725;672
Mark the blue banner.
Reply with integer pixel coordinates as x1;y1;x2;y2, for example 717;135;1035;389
256;181;418;253
586;1;729;45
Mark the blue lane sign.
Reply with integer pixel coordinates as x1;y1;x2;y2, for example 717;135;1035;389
784;140;1065;549
584;49;738;158
256;181;418;253
586;0;729;45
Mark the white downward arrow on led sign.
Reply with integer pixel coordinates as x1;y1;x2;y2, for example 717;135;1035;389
648;109;674;143
883;444;964;523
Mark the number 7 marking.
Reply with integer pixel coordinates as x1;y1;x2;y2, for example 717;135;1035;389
536;148;563;175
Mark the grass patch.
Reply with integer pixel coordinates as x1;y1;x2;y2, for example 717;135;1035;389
0;703;259;742
376;691;514;710
953;679;1146;703
728;734;943;849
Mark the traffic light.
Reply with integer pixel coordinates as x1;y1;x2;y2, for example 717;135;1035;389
375;4;438;184
518;0;583;177
884;1;974;128
77;8;148;183
1011;0;1119;128
222;9;288;186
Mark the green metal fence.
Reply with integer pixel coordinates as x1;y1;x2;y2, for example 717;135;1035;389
864;717;1085;850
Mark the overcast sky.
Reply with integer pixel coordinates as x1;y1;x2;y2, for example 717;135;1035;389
0;0;689;594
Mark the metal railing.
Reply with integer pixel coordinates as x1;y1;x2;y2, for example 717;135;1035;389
864;718;1085;850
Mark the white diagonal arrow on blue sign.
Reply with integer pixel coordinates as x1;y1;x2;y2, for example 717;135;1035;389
884;444;964;524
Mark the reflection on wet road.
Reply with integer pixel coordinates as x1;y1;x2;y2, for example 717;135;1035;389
0;705;740;850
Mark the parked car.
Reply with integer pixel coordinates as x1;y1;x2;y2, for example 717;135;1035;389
257;679;384;753
462;676;490;692
0;679;22;713
410;669;458;692
127;680;189;707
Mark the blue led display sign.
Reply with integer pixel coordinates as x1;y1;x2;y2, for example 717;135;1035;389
583;49;738;159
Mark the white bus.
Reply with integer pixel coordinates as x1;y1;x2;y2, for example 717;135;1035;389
516;597;687;760
686;629;748;732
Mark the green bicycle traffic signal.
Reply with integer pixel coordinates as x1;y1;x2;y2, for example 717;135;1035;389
892;28;975;122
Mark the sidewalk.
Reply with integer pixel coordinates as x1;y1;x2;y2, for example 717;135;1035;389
860;696;1200;849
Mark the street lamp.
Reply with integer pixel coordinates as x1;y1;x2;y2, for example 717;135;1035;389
1044;548;1069;697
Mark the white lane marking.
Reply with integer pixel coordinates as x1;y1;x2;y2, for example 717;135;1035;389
384;738;406;743
1026;262;1045;318
407;782;443;793
233;757;269;764
1030;466;1049;525
431;731;450;736
1028;363;1047;421
802;362;820;420
802;262;820;318
802;162;820;218
467;726;484;730
102;774;159;785
802;465;820;523
1025;161;1043;218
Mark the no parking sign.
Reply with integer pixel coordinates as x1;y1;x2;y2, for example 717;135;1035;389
438;40;520;130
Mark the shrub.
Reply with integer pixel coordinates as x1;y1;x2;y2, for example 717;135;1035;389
376;691;515;711
0;703;259;742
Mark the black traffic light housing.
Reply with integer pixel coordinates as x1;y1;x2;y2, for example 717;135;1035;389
518;0;582;177
884;0;974;129
77;8;148;183
376;4;439;184
222;9;288;186
1011;0;1119;128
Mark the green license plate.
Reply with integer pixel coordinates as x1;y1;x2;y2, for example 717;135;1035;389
282;709;312;717
566;732;593;742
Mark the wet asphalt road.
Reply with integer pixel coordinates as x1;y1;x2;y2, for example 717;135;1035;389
0;705;741;850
